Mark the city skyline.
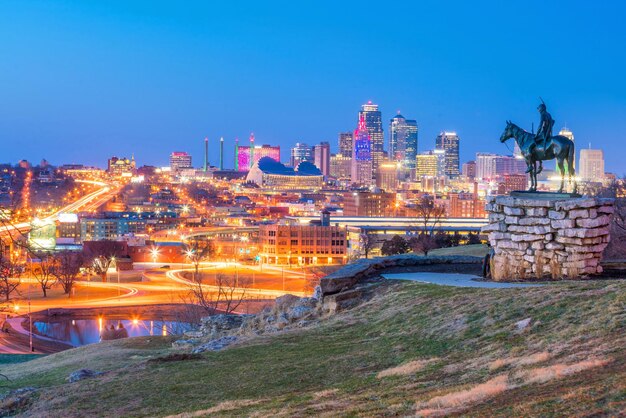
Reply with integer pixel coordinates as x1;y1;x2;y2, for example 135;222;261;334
1;1;625;173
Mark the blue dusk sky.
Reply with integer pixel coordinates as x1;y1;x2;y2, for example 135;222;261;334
1;1;625;173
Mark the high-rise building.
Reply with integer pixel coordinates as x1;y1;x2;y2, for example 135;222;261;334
462;160;477;180
290;143;312;167
389;113;418;174
343;190;396;217
359;101;384;176
330;154;352;180
313;142;331;177
435;131;460;178
579;148;604;181
237;145;281;171
416;150;445;178
351;114;373;186
338;132;354;158
170;152;192;173
475;153;527;180
376;162;399;192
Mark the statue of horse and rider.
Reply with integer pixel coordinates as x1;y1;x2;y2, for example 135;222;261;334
499;100;577;193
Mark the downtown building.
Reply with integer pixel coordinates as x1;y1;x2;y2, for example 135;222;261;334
169;151;192;172
237;144;281;172
246;157;323;190
343;190;396;217
107;156;136;177
435;131;460;178
338;132;354;158
330;154;352;181
389;113;418;177
475;153;527;181
351;113;374;186
359;101;384;176
290;142;313;168
313;142;331;177
579;148;605;181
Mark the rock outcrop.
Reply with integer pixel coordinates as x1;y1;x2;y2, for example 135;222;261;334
482;195;615;279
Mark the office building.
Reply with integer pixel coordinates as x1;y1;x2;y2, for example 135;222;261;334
462;160;476;180
389;113;418;174
343;190;396;217
107;156;136;177
500;174;528;194
290;143;312;168
475;153;527;180
351;113;373;186
416;150;445;178
376;162;399;192
237;145;281;172
330;154;352;180
338;132;354;158
170;152;192;172
359;101;384;175
313;142;331;177
258;218;347;265
579;148;604;181
435;131;460;178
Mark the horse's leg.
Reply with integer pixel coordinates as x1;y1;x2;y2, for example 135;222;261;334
557;158;565;193
529;161;537;191
536;160;543;175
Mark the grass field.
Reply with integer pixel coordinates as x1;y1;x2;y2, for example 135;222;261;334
428;243;489;257
1;277;624;416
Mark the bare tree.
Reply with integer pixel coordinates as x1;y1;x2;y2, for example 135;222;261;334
0;242;22;302
185;273;249;315
359;231;376;259
183;236;215;282
83;241;126;282
408;234;439;256
413;195;446;235
29;253;57;297
52;251;84;296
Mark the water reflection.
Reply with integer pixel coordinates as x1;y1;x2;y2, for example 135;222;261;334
33;319;193;347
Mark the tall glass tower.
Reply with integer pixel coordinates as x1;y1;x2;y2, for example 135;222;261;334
351;114;373;186
359;101;384;177
435;131;460;178
389;113;418;175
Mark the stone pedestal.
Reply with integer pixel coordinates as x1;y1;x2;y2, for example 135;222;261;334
482;195;615;280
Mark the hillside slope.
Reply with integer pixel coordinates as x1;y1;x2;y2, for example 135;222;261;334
2;279;625;417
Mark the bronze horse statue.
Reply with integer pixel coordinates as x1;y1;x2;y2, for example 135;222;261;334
499;121;577;193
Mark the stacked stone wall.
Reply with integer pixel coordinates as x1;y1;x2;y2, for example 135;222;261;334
482;196;615;280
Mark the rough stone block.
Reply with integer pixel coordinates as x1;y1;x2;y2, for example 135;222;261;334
576;215;611;229
511;233;543;242
569;209;589;219
504;206;525;216
545;242;564;250
555;198;602;211
597;205;615;214
551;219;575;229
526;207;548;217
481;222;506;233
518;217;551;226
548;210;566;220
488;213;505;222
504;216;520;225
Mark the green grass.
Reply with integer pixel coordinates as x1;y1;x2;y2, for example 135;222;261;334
1;279;625;416
0;354;41;365
428;243;489;257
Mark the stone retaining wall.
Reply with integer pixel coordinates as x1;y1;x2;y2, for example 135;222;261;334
482;195;615;279
319;254;483;295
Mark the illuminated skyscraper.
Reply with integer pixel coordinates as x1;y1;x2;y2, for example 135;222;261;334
389;113;418;174
359;101;384;176
435;131;460;178
313;142;331;177
290;143;312;167
416;150;445;178
338;132;353;158
351;114;373;186
579;148;604;181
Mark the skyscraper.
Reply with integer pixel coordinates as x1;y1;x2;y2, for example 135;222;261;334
290;143;312;167
579;148;604;181
313;142;331;177
338;132;354;158
416;150;445;178
435;131;460;178
351;114;373;186
389;113;418;175
475;153;527;180
359;101;384;176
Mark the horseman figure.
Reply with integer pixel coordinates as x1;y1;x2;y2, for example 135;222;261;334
527;99;555;173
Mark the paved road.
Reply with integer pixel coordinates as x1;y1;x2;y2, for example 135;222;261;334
382;272;542;288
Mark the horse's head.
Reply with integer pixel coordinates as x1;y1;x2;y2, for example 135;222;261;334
500;120;515;143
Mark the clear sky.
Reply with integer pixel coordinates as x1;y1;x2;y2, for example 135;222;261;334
1;1;625;173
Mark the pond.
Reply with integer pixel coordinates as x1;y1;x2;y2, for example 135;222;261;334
33;318;195;347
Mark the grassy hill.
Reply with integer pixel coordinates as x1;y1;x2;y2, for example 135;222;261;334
1;278;625;417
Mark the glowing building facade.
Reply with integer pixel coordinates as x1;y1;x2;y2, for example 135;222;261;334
435;131;460;178
389;113;418;175
359;101;384;176
351;114;373;186
237;145;281;172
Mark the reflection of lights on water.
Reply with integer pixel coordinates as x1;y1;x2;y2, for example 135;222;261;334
72;320;76;326
98;317;103;332
162;324;167;336
132;318;139;325
150;320;154;336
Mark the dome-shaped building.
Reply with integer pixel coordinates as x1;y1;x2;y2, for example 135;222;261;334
246;157;324;190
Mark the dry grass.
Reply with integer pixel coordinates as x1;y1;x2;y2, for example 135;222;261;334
377;358;438;379
515;358;611;384
165;399;266;417
489;351;551;371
